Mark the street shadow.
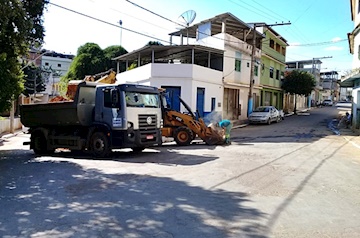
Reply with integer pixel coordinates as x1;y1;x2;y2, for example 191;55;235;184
0;155;267;238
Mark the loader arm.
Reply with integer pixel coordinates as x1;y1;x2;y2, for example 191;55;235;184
165;110;223;145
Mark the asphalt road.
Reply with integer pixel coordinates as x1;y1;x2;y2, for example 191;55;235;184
1;106;360;238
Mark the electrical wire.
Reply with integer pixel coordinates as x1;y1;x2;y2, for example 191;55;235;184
48;2;174;45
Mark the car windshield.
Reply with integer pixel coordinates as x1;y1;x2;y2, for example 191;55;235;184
254;107;270;112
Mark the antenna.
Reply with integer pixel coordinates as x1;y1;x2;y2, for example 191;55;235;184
176;10;196;45
177;10;196;27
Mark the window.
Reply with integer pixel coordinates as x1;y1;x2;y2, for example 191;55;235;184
254;65;258;76
57;63;62;67
104;89;113;108
276;69;280;80
269;67;274;78
235;59;241;72
276;43;281;53
247;62;250;67
235;51;241;72
45;62;49;66
211;98;216;111
270;39;274;49
282;47;286;56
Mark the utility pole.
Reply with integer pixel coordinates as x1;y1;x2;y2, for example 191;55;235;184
119;20;123;46
248;22;291;116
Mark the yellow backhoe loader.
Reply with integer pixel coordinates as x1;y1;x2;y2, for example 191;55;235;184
160;90;224;146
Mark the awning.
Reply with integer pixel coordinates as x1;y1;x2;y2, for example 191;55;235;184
339;73;360;87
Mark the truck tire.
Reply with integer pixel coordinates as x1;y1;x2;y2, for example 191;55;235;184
90;132;111;157
31;131;53;155
132;147;145;153
174;127;193;146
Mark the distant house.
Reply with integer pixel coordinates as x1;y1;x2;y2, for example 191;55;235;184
114;12;263;122
41;51;74;96
320;71;339;101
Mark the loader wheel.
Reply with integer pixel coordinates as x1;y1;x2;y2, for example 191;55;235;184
174;127;193;146
90;132;111;157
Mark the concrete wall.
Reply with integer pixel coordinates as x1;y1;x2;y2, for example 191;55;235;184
116;63;223;116
0;118;22;135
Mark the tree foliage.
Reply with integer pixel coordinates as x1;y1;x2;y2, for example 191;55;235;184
281;70;316;114
281;70;316;96
146;41;163;46
61;43;127;84
0;0;47;112
23;64;47;96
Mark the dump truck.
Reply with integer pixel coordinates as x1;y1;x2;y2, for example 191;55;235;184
160;91;224;146
21;79;162;157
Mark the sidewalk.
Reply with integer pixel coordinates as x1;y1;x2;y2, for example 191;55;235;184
0;130;23;143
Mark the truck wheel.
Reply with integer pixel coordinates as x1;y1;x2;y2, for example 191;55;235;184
90;132;111;157
174;127;193;146
31;132;52;155
132;147;145;152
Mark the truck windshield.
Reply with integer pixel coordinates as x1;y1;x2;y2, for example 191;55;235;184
125;92;160;108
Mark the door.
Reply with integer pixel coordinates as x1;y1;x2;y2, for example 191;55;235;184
161;86;181;111
196;87;205;118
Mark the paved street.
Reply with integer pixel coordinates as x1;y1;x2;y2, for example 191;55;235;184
1;106;360;238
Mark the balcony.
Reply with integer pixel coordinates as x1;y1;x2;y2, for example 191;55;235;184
116;63;223;85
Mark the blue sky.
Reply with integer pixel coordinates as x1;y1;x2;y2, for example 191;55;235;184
43;0;353;75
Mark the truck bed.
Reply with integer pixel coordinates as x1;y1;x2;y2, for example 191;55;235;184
20;101;80;127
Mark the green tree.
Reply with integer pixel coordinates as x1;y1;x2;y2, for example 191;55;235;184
23;64;47;96
103;45;127;72
146;41;163;46
281;70;316;114
0;0;47;112
61;43;128;86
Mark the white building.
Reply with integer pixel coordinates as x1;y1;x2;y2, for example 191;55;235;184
342;0;360;130
41;52;74;96
114;13;263;122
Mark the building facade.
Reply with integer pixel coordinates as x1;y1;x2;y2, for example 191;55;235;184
341;0;360;130
258;25;288;110
115;13;263;122
41;51;74;96
320;71;339;101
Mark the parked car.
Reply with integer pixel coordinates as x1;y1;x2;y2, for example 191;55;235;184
336;101;351;108
322;99;333;106
248;106;283;125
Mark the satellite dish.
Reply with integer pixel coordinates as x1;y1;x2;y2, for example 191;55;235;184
176;10;196;45
176;10;196;28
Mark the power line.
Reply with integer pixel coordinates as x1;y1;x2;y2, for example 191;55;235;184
88;0;174;32
250;0;290;22
125;0;186;28
48;2;173;45
290;39;347;47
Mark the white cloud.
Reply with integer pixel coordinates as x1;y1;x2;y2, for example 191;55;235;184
324;46;343;51
332;37;342;42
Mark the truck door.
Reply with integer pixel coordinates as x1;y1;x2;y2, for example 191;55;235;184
95;88;121;128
